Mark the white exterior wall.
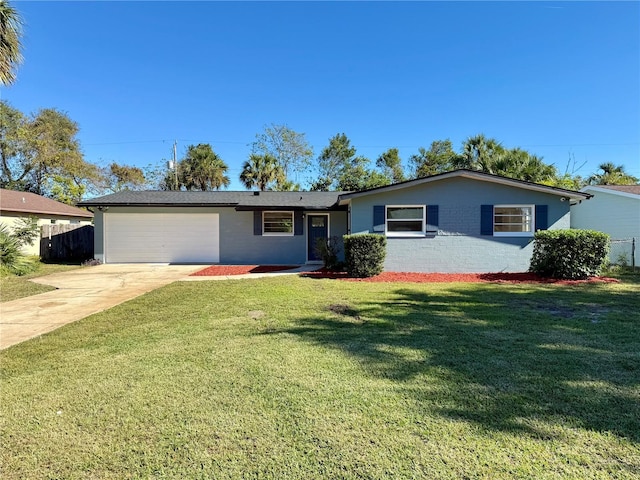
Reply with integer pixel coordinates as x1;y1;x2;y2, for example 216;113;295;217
571;190;640;264
0;213;92;256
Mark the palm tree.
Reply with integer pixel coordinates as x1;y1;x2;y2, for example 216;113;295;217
181;144;230;191
456;134;504;172
494;148;557;183
588;162;639;185
0;0;23;86
239;153;283;191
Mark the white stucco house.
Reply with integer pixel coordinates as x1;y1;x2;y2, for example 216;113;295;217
0;189;93;256
571;185;640;265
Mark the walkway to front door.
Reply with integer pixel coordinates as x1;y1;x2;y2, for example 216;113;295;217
307;214;329;262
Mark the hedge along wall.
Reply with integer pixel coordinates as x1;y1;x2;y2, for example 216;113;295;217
529;229;610;279
343;234;387;278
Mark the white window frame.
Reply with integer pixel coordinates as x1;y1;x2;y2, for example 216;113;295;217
262;211;294;236
493;204;534;237
385;205;426;237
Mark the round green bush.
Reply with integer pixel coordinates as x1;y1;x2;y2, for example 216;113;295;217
343;234;386;278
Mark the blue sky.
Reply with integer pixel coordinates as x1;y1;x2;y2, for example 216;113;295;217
3;1;639;192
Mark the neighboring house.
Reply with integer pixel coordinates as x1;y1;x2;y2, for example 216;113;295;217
0;189;94;256
79;170;591;272
571;185;640;265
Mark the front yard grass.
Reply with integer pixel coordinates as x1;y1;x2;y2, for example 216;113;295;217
0;261;82;302
1;276;638;478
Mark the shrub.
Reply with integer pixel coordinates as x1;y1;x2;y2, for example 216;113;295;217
11;216;40;248
82;258;103;267
529;229;610;280
343;234;386;278
315;236;344;271
0;224;38;276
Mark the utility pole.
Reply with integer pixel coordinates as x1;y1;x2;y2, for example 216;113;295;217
173;140;178;190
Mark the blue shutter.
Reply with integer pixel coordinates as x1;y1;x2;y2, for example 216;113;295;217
426;205;439;233
480;205;494;235
253;211;262;235
535;205;548;231
373;205;385;232
294;211;304;236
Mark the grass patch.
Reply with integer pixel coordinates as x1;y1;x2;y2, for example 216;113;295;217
0;261;82;302
1;277;639;478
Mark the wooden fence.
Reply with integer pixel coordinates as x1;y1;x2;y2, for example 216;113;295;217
40;224;94;262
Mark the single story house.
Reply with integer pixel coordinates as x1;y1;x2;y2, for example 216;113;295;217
79;169;591;273
571;184;640;265
1;188;94;256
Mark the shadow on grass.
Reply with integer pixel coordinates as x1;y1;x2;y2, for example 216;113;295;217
267;283;640;442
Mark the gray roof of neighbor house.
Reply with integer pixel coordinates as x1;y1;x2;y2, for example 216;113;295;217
0;189;93;218
338;169;593;204
79;190;348;210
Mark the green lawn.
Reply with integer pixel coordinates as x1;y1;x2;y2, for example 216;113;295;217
0;261;82;302
1;276;638;479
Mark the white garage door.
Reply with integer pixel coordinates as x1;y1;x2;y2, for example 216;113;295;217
104;213;219;263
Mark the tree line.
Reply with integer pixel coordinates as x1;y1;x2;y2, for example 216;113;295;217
1;103;638;204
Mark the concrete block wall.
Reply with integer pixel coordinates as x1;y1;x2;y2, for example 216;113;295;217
349;177;571;273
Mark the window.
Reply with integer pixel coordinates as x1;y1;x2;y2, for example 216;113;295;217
386;206;425;236
493;205;534;236
263;211;294;235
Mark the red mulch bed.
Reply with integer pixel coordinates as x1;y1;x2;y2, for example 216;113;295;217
300;269;619;285
191;265;299;276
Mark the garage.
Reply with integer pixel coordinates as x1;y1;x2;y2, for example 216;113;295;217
104;212;219;263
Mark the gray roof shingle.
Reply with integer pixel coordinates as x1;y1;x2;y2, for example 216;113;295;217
79;190;347;210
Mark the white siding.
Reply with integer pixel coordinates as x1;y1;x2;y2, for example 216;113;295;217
571;190;640;264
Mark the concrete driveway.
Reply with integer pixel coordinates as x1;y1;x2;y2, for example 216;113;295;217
0;264;203;350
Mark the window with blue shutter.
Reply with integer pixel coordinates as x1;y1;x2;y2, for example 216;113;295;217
426;205;439;233
481;205;494;235
373;205;385;232
535;205;548;231
253;211;262;235
294;211;304;236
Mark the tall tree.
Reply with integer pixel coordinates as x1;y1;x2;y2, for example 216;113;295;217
250;124;313;188
587;162;639;185
311;134;389;191
409;140;459;178
0;102;100;202
0;100;30;189
101;163;147;193
491;148;557;183
0;0;23;86
455;134;505;171
180;144;230;191
338;156;389;191
239;153;283;191
454;134;558;183
376;148;405;184
311;133;357;191
28;108;88;195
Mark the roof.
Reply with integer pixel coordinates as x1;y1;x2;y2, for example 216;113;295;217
581;184;640;199
0;189;93;218
338;169;593;204
79;190;347;210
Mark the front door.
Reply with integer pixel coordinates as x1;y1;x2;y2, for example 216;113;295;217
307;214;329;262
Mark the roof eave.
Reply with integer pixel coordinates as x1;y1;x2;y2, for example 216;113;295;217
338;170;592;204
580;186;640;200
78;201;240;208
0;207;93;218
